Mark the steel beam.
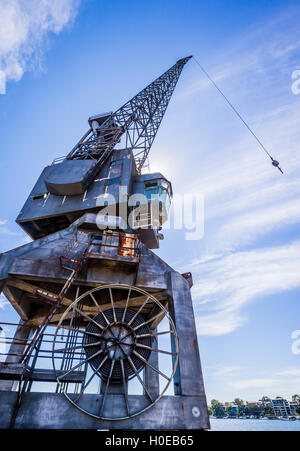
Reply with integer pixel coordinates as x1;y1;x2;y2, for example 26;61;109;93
0;392;209;430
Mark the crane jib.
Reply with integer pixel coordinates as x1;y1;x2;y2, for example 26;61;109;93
44;57;192;197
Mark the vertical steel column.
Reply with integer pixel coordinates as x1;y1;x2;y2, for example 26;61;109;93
167;270;209;427
143;330;160;399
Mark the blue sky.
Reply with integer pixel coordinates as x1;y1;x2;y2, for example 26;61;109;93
1;0;300;403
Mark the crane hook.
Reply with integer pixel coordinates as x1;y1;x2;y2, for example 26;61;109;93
192;57;285;176
271;157;283;174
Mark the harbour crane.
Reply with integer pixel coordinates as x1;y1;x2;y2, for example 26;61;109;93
0;56;209;430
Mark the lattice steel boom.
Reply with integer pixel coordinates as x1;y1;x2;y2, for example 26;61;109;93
67;56;192;174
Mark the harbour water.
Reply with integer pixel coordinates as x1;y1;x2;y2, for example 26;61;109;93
210;418;300;431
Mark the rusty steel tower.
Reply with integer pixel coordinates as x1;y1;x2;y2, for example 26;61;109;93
0;57;209;430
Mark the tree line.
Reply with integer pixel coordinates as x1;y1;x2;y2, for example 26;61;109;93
209;395;300;418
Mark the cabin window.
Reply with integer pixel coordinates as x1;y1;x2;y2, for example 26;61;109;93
108;159;122;179
92;235;102;244
32;193;48;200
110;159;122;166
106;177;121;185
144;181;159;200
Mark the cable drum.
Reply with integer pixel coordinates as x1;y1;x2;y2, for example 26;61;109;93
84;308;152;381
52;284;179;420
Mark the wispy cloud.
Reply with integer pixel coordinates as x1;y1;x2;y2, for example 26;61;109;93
187;97;300;253
0;219;21;236
0;0;80;93
233;378;278;390
230;376;300;399
0;294;8;309
276;368;300;377
209;365;241;377
181;6;300;102
205;365;300;401
189;101;300;336
168;7;300;338
193;241;300;336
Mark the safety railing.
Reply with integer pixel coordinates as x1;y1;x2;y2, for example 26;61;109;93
51;155;66;165
0;321;89;394
90;231;141;259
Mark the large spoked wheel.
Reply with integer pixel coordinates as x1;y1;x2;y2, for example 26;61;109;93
52;284;178;420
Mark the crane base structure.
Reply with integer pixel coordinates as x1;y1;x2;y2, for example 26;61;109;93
0;57;209;430
0;214;209;430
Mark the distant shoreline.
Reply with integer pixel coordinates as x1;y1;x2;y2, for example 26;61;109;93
210;417;300;420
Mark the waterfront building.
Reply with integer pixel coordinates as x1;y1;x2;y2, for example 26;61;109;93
271;399;296;417
224;402;239;417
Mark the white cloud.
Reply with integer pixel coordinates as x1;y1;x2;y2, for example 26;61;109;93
181;7;300;103
196;309;246;336
0;0;80;93
169;8;300;340
189;101;300;336
233;378;277;390
209;365;241;377
0;221;21;236
277;368;300;377
193;241;300;336
205;365;300;401
185;97;300;254
229;376;300;400
0;70;5;94
0;294;8;309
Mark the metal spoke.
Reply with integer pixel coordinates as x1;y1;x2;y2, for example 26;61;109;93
54;341;103;354
99;359;115;416
127;355;153;403
136;330;173;339
74;307;104;331
74;355;109;403
90;293;110;325
120;359;130;416
127;296;150;326
109;287;117;322
87;292;119;346
70;287;80;327
121;288;131;322
89;294;118;344
133;350;170;381
59;325;102;338
57;340;117;381
132;310;165;332
135;343;177;356
57;348;105;381
117;311;165;345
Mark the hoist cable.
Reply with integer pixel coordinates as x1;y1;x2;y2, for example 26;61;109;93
192;56;283;174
